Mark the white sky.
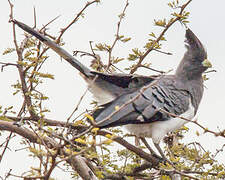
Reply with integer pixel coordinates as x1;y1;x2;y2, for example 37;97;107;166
0;0;225;179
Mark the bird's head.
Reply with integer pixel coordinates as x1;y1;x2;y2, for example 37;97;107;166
176;28;212;80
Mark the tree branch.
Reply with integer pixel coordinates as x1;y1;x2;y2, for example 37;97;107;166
107;0;129;70
8;0;37;118
130;0;192;74
97;130;160;166
0;120;97;179
56;0;100;43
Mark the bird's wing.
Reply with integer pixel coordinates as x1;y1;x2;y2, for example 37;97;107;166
94;76;191;128
91;72;158;89
89;72;158;100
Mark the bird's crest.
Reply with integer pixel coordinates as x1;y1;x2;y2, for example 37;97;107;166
185;28;207;61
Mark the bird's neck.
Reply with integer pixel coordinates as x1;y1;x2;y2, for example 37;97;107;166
175;67;203;82
175;74;204;115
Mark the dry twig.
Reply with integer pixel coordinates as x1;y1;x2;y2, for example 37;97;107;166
130;0;192;74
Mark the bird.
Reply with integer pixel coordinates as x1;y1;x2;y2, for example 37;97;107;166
13;20;212;159
93;28;212;158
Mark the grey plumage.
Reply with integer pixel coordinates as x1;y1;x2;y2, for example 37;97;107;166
94;75;190;128
93;28;211;144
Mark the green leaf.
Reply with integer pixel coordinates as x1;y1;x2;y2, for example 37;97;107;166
2;48;15;55
33;71;54;79
149;32;156;38
112;57;124;64
154;19;166;27
128;54;138;61
121;37;131;42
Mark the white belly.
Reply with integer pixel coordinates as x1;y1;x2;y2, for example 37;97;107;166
124;102;195;144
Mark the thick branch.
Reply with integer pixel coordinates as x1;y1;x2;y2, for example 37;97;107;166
0;120;58;147
97;130;160;166
5;116;87;131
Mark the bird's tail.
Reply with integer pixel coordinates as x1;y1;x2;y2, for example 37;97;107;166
13;20;92;77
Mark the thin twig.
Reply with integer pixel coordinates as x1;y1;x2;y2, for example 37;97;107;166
40;15;61;31
204;69;217;74
73;50;96;59
0;132;13;163
139;64;166;74
111;64;124;73
0;62;18;72
213;143;225;158
154;49;173;55
130;0;192;74
66;75;98;123
56;0;99;43
33;6;37;28
89;41;96;55
8;0;37;118
107;0;129;70
160;109;225;138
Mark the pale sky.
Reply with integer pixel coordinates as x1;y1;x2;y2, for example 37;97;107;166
0;0;225;179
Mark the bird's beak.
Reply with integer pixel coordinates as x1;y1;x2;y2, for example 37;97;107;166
202;59;212;68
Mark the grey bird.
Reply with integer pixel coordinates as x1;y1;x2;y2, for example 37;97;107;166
93;28;212;158
13;20;212;159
